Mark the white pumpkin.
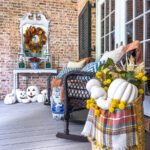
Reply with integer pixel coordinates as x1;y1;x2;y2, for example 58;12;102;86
41;89;48;101
16;90;28;103
96;79;138;110
86;79;101;93
26;86;39;102
108;79;138;103
91;86;106;100
4;93;16;104
37;94;46;103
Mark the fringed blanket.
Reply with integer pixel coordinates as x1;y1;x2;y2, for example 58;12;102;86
82;105;138;150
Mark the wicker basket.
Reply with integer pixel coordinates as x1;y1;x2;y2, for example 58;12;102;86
91;96;145;150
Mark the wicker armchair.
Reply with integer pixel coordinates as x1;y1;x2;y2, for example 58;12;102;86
46;70;95;141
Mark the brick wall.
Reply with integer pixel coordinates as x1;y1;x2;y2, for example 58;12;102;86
0;0;78;100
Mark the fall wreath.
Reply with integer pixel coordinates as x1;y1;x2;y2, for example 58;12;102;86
24;26;47;53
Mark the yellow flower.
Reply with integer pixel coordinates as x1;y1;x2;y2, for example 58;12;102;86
120;100;126;105
119;103;125;110
96;72;101;79
142;76;148;82
104;86;108;91
113;99;119;104
138;89;144;95
86;104;90;109
109;107;114;113
31;27;35;32
94;109;100;116
94;105;98;109
106;79;111;84
37;40;40;44
90;98;95;103
39;30;43;35
90;103;95;108
111;102;117;108
25;44;29;48
138;72;144;78
33;49;36;53
103;81;107;85
135;75;140;79
86;99;91;104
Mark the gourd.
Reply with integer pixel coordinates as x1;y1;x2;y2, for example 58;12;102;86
86;79;101;93
96;78;138;110
91;86;106;100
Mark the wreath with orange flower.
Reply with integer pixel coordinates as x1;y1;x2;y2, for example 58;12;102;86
24;26;47;53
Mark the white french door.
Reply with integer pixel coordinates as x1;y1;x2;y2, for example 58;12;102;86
96;0;150;116
96;0;150;70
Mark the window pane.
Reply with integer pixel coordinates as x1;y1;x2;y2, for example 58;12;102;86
106;17;109;34
126;0;133;22
136;0;143;17
101;3;104;19
106;36;109;51
135;17;143;41
101;21;104;37
147;0;150;11
111;32;115;50
106;0;109;16
126;23;133;44
147;13;150;39
111;0;115;11
101;38;104;54
145;41;150;68
111;12;115;31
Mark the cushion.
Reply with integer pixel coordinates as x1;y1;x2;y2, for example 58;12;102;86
55;67;81;78
82;61;105;72
100;46;125;63
76;57;91;67
67;59;86;68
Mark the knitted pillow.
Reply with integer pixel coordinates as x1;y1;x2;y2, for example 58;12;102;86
56;67;81;78
82;61;105;72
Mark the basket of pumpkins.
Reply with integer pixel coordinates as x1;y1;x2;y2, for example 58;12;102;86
83;56;147;150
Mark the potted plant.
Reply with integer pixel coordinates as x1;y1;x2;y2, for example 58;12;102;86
29;57;41;69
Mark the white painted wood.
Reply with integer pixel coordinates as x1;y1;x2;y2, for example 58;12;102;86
13;69;57;99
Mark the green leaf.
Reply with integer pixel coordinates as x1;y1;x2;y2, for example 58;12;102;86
125;71;135;79
129;79;142;86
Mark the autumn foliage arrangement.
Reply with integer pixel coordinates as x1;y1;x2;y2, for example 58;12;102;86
24;26;47;53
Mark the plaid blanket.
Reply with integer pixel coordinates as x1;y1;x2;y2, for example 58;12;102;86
82;104;138;150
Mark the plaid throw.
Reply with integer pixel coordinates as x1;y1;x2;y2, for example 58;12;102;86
82;104;138;150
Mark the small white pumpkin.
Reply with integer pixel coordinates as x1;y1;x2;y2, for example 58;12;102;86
91;86;106;100
37;94;46;103
86;79;101;93
4;93;16;104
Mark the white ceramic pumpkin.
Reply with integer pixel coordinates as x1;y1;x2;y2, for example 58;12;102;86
16;90;28;103
91;86;106;100
96;79;138;110
41;89;48;101
4;91;16;105
37;94;46;103
86;79;101;93
26;86;39;102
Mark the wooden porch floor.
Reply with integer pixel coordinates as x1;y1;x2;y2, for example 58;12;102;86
0;101;150;150
0;101;91;150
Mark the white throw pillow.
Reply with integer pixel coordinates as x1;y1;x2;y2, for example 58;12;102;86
67;59;86;68
100;46;125;63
